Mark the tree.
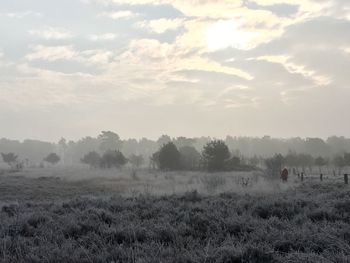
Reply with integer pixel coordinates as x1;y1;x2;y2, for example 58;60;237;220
81;151;101;168
129;154;144;168
284;151;299;171
202;140;230;172
333;155;345;175
150;151;160;169
157;135;172;147
248;155;260;167
44;153;60;165
158;142;181;171
174;137;195;148
304;138;330;157
296;153;314;173
343;153;350;166
314;156;328;173
100;150;127;169
58;138;67;165
265;154;284;178
179;146;201;170
1;153;18;168
225;156;241;170
98;131;122;152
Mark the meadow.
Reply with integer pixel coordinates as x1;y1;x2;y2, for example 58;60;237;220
0;167;349;262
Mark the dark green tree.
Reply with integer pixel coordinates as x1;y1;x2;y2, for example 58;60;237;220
179;146;201;170
100;150;127;169
265;154;284;178
174;137;195;148
333;155;345;175
158;142;181;171
314;156;328;173
296;153;314;173
202;140;230;172
1;153;18;168
150;151;160;169
44;153;60;165
343;153;350;166
225;156;241;170
81;151;101;168
129;154;144;168
157;135;172;147
98;131;122;152
284;151;298;169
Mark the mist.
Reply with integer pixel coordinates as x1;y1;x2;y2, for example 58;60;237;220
1;0;350;262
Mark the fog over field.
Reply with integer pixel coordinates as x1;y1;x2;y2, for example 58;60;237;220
1;0;350;262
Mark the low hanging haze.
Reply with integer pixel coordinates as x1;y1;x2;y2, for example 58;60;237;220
0;0;349;142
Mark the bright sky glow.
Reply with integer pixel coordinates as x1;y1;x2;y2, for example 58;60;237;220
0;0;349;141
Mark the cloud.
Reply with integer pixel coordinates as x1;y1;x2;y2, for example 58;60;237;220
25;45;115;66
88;33;117;41
28;27;74;40
2;0;350;140
0;11;42;19
253;17;350;87
99;10;139;19
80;50;114;65
180;57;253;80
206;20;258;50
137;18;184;33
25;45;78;62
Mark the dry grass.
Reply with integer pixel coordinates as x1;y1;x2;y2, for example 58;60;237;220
0;167;299;201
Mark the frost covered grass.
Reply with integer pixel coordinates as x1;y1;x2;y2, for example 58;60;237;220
0;167;297;202
0;173;349;263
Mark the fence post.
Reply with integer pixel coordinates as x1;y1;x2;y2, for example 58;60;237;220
345;174;348;185
320;174;323;182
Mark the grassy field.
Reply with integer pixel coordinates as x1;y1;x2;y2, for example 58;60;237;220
0;167;289;201
0;168;349;262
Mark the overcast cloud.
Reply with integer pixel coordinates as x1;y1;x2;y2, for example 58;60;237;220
0;0;349;141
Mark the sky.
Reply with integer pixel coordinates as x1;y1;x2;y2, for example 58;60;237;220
0;0;349;142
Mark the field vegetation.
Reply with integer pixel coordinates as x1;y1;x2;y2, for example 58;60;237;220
0;167;349;263
1;132;350;262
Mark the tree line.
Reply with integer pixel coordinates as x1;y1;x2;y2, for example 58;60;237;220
79;140;253;172
2;131;350;172
265;152;350;177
